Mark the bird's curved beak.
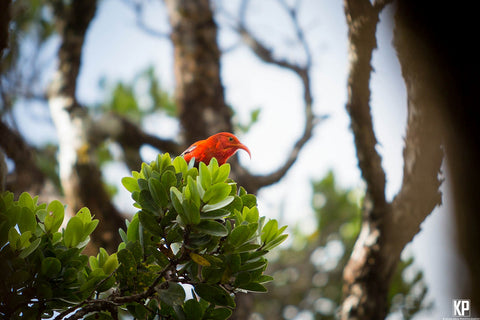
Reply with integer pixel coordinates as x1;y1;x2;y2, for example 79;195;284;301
236;143;251;159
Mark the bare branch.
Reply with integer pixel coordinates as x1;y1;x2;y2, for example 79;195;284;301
90;113;182;171
120;0;170;39
229;0;320;193
344;0;388;216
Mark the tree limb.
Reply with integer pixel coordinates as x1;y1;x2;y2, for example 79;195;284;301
90;113;182;171
0;120;46;195
340;0;444;319
228;0;321;193
48;0;125;254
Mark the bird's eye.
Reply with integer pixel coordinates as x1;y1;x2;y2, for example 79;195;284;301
228;137;234;141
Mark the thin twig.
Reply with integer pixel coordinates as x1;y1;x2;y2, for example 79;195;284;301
229;0;321;191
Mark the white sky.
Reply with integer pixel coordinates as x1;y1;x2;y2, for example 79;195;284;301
15;0;464;318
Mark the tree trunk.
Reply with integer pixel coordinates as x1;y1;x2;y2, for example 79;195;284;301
164;0;233;144
340;1;443;319
48;0;124;254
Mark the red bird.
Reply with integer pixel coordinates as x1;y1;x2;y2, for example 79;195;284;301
181;132;251;165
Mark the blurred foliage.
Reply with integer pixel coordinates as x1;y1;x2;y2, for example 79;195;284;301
1;0;57;115
98;66;177;123
0;154;287;319
233;107;261;135
249;171;431;320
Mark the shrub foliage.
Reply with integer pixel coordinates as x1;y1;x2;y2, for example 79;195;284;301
0;154;287;319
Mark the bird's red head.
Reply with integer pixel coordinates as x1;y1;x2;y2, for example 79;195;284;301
181;132;251;165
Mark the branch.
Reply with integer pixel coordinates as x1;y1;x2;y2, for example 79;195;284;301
343;0;391;217
230;0;321;193
0;120;46;195
340;1;443;319
120;0;170;39
54;261;170;319
90;113;182;171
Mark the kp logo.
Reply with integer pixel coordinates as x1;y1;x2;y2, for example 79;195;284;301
453;299;471;317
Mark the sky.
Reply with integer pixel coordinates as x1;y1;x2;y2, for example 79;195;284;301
14;0;467;318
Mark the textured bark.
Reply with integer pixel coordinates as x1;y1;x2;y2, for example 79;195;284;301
48;0;124;254
340;1;444;319
164;0;233;143
341;2;391;317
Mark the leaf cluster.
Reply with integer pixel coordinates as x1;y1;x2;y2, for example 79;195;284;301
118;154;287;319
0;192;103;318
0;154;287;319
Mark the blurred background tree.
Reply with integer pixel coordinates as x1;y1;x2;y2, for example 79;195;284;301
249;171;431;320
1;0;478;319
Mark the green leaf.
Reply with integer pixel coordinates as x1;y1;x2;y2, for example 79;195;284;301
203;183;231;205
200;208;229;220
199;162;212;190
157;282;186;306
138;211;163;237
234;243;261;253
41;257;62;277
103;253;118;274
127;215;140;242
173;156;188;177
194;284;235;307
18;192;34;211
194;220;228;237
76;207;93;224
8;227;20;251
182;199;200;225
243;206;259;224
261;219;278;243
205;307;232;320
64;216;84;248
170;187;184;214
89;255;99;270
186;176;201;207
44;200;65;233
240;194;257;209
237;282;267;293
263;234;288;250
183;299;204;320
18;207;36;233
18;231;32;249
202;196;234;212
161;170;177;189
156;153;172;174
19;237;41;259
84;220;99;238
148;178;168;208
212;163;231;184
196;176;205;199
121;176;139;193
51;232;62;244
239;259;267;272
228;225;251;247
257;275;274;283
